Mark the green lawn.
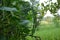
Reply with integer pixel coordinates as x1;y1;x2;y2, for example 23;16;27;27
34;23;60;40
34;28;60;40
27;22;60;40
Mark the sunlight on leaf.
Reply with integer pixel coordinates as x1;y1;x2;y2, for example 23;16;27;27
0;7;18;12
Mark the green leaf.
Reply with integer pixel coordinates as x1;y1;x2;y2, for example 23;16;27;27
0;7;18;12
20;20;30;25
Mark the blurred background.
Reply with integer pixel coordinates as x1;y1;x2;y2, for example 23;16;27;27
0;0;60;40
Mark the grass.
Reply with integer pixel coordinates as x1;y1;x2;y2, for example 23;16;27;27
34;22;60;40
27;22;60;40
34;28;60;40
